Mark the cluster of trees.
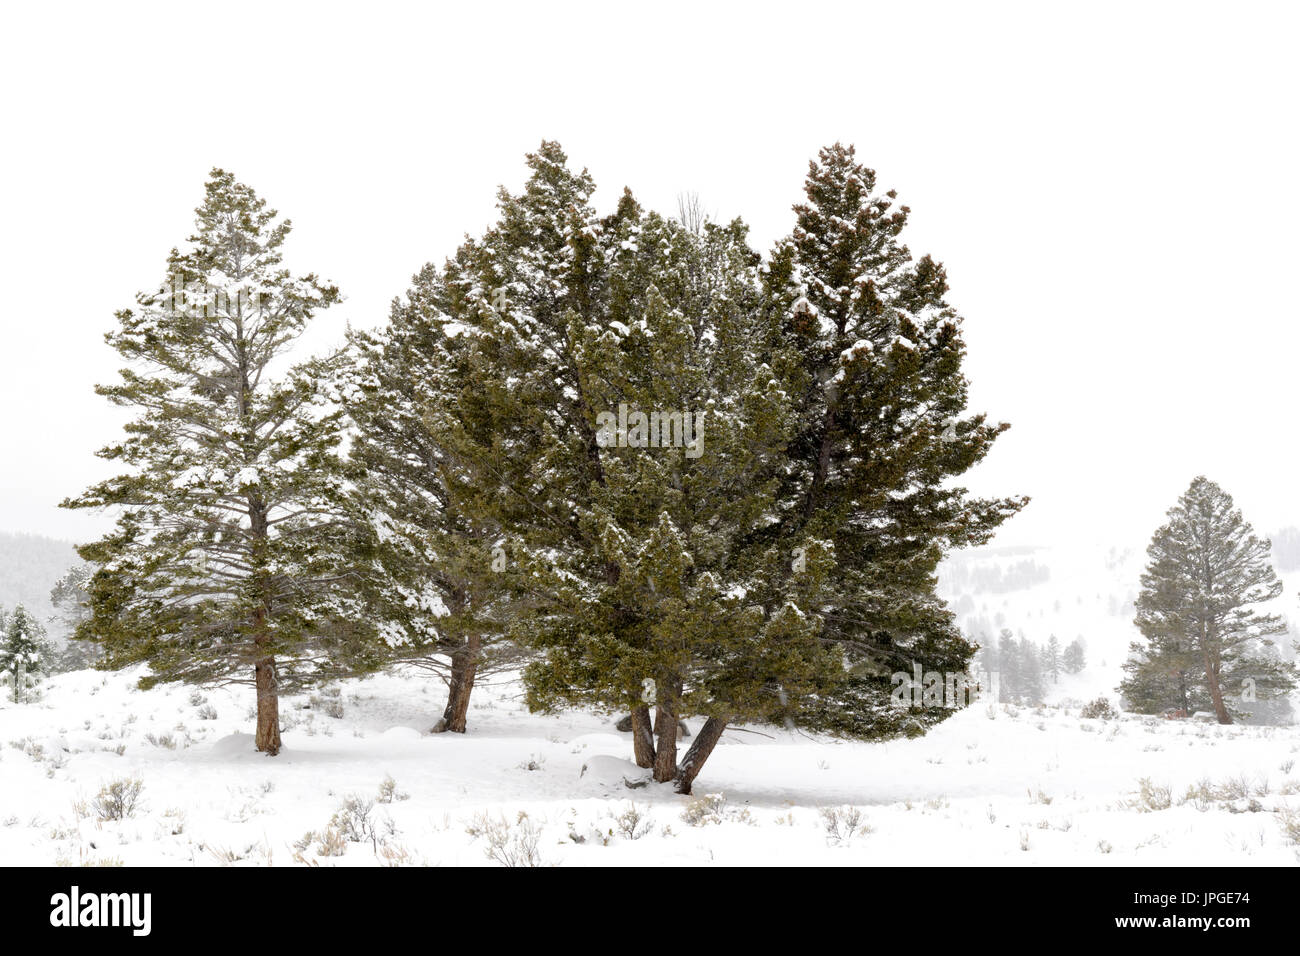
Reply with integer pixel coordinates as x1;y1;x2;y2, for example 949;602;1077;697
1120;477;1297;724
974;630;1086;705
942;557;1051;595
60;142;1025;791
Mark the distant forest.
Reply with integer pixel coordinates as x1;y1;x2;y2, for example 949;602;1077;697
0;531;78;634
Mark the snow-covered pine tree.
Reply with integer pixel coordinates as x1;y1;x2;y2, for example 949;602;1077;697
973;631;997;682
1018;636;1044;704
1063;638;1086;674
343;254;526;735
0;604;50;702
49;565;100;671
62;170;383;755
1042;634;1061;684
997;628;1021;702
760;143;1027;731
1123;476;1295;723
1118;637;1205;715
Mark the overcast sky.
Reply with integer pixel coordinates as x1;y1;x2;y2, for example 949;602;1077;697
1;1;1296;553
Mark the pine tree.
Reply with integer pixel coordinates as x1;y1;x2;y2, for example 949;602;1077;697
0;604;49;702
1042;633;1061;684
1018;636;1044;704
1063;638;1086;674
760;143;1027;733
1122;476;1295;723
62;170;382;755
49;565;100;671
1118;638;1204;715
996;629;1021;702
343;258;526;735
973;631;997;681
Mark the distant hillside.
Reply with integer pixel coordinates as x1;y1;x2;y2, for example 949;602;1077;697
0;531;79;635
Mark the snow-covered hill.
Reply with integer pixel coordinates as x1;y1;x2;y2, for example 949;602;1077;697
1;665;1297;866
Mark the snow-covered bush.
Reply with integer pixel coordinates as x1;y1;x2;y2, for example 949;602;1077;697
466;811;545;867
1080;697;1118;720
94;777;144;821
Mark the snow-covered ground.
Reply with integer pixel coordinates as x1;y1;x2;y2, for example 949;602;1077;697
2;664;1298;866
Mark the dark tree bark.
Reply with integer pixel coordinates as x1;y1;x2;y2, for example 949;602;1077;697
254;654;281;755
1203;647;1232;724
674;716;727;794
631;705;656;768
249;491;280;755
431;633;480;733
653;704;678;783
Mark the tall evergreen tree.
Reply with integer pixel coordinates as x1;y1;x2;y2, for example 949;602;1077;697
343;259;525;735
1121;476;1295;723
1042;633;1061;684
0;604;49;702
760;143;1027;732
1018;636;1044;704
62;170;382;755
49;565;100;671
996;628;1021;701
1119;638;1204;715
1063;637;1086;674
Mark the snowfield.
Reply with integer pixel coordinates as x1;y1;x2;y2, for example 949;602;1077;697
2;664;1298;867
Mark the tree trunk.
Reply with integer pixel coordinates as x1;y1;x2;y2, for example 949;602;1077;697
631;705;655;768
653;704;678;783
431;634;480;734
1203;649;1232;724
674;716;727;795
254;655;281;755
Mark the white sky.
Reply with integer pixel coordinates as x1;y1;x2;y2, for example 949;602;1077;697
1;0;1296;553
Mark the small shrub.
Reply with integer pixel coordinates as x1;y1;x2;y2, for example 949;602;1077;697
681;793;728;827
680;793;753;827
94;777;144;821
315;827;347;857
1127;777;1172;812
329;796;375;843
1277;806;1300;847
615;802;653;840
820;806;871;845
466;811;545;867
1080;697;1118;720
